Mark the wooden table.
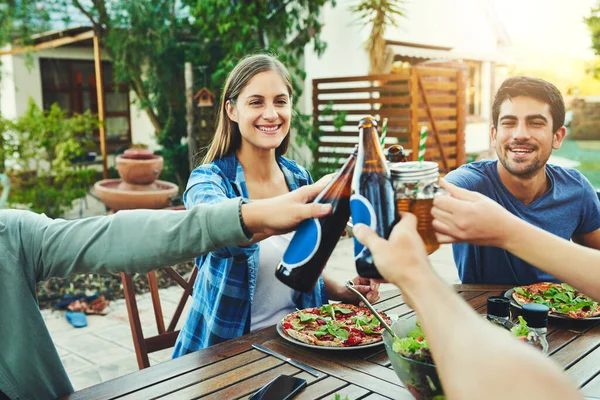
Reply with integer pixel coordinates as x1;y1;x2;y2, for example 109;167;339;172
65;285;600;400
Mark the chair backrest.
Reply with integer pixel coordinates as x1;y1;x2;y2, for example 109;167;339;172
0;174;10;209
121;266;197;369
120;205;196;369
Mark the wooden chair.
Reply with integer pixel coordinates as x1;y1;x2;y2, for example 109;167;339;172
121;266;197;369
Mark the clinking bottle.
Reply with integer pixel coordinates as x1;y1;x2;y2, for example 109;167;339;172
351;116;399;279
276;147;358;292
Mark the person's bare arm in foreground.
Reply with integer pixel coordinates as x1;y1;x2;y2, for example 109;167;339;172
432;179;600;301
353;216;581;400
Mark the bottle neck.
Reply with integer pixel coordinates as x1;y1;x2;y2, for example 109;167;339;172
318;151;357;201
358;126;389;173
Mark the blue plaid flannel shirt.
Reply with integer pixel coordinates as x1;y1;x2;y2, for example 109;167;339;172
172;152;328;355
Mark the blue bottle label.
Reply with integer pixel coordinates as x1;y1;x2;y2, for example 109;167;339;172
350;194;377;259
280;218;322;271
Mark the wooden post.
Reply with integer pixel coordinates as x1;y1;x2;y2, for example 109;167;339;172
409;68;420;161
456;68;467;167
185;62;198;171
93;34;108;180
416;70;449;171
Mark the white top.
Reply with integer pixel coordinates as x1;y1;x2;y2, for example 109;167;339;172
251;232;297;332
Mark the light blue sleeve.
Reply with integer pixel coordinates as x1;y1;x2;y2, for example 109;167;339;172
444;164;480;191
183;165;255;258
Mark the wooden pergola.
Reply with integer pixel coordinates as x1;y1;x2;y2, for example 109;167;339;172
0;28;109;179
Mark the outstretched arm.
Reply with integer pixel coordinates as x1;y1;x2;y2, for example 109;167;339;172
432;179;600;301
353;216;581;400
7;181;331;282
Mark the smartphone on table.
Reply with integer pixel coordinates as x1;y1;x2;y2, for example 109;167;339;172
248;374;307;400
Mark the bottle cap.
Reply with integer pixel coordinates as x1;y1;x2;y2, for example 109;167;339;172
521;303;550;328
385;145;407;163
487;296;510;318
358;116;378;128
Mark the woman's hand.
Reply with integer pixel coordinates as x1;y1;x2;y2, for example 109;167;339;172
323;272;380;306
241;179;333;238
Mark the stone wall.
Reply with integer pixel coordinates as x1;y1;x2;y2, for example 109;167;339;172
570;97;600;140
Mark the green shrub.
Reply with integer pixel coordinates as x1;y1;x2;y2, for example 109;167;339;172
1;99;101;218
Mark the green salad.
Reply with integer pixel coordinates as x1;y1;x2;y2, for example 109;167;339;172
392;323;434;364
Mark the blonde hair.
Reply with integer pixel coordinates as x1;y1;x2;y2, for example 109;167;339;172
202;54;294;165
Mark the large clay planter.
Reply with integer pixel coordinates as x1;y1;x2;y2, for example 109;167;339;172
116;155;163;185
94;179;178;211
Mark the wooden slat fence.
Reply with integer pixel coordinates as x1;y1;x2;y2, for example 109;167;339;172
312;66;467;174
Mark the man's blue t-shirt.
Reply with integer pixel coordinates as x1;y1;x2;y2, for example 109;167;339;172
445;160;600;285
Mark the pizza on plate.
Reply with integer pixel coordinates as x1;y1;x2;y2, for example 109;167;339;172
512;282;600;319
281;304;391;347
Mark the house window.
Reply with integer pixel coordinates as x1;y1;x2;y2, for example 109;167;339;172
466;60;482;116
40;58;131;153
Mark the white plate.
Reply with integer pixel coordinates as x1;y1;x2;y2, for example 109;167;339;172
504;288;600;321
276;313;400;351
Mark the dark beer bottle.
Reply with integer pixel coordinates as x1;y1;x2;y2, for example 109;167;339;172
385;144;407;163
351;117;398;279
276;147;358;292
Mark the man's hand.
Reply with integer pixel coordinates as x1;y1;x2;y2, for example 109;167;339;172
240;178;333;237
431;180;518;247
352;213;431;307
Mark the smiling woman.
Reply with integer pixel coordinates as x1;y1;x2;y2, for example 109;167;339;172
172;54;380;356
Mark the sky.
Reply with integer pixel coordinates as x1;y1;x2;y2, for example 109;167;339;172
493;0;597;59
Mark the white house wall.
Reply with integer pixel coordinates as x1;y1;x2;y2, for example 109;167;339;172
0;49;18;119
0;46;157;150
302;0;502;154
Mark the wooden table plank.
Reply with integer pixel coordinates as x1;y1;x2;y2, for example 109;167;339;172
316;384;370;399
173;363;298;400
119;350;269;400
262;340;413;399
361;393;394;399
582;373;600;397
550;326;600;368
453;284;512;292
372;295;406;312
565;345;600;388
294;376;347;400
365;348;391;367
377;290;404;304
237;371;322;400
64;331;274;400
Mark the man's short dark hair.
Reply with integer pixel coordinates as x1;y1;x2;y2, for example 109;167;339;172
492;76;565;133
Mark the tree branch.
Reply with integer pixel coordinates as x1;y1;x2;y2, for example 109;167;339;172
91;0;110;28
71;0;98;28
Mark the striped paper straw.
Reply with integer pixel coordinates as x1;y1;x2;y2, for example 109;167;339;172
418;125;428;162
380;118;388;149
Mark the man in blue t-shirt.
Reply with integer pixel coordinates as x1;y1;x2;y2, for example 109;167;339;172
445;76;600;285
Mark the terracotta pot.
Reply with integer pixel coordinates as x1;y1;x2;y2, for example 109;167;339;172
122;148;155;160
116;155;163;185
94;179;178;211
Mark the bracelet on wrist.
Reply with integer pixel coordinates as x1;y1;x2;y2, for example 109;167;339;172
238;198;253;239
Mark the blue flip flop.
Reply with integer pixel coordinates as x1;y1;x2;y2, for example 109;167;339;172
65;311;88;328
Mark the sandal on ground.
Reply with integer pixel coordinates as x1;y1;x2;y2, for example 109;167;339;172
65;311;88;328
